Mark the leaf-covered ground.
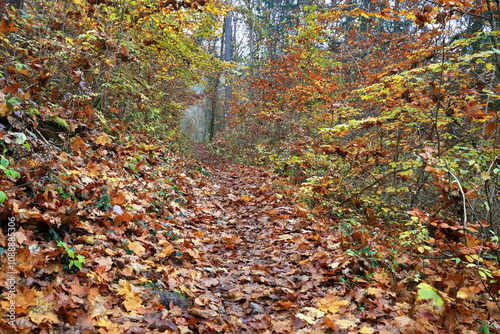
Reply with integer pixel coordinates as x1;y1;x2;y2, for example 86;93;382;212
0;138;498;333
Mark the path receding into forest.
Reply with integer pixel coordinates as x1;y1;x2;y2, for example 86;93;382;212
163;145;411;333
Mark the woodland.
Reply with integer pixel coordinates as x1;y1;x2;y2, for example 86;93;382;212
0;0;499;333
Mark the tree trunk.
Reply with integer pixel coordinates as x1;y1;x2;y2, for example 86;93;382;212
223;8;233;119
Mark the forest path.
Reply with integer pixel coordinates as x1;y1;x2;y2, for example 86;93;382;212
178;145;371;333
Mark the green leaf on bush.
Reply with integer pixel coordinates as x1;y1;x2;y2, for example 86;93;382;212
0;156;9;167
0;191;7;203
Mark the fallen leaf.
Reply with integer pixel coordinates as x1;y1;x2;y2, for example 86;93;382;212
201;277;219;288
128;241;146;257
317;295;349;314
123;294;146;313
89;294;109;319
28;292;59;325
296;307;325;324
95;133;112;145
188;308;218;319
456;290;468;299
360;325;376;334
159;240;175;257
0;19;18;33
335;315;359;329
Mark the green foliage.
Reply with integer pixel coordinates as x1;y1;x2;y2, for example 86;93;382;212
57;240;86;272
214;3;500;311
417;283;444;308
346;247;379;267
195;166;213;177
96;187;112;211
0;191;8;203
0;155;21;182
400;216;432;253
0;0;228;154
172;289;189;301
478;321;495;334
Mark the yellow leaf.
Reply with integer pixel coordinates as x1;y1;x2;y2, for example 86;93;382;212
28;292;59;325
95;133;112;145
97;318;113;327
0;104;10;117
115;279;132;296
241;194;253;202
128;241;146;257
366;287;383;296
360;325;376;334
317;294;349;314
481;171;491;181
456;291;468;299
465;255;478;263
96;319;121;334
123;294;146;313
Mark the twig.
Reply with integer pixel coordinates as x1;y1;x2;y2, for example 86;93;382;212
339;169;403;206
1;176;49;192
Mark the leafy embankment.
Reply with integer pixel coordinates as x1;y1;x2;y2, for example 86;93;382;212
1;138;497;333
215;3;500;330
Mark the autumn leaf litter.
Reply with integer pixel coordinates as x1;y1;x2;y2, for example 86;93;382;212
0;139;496;333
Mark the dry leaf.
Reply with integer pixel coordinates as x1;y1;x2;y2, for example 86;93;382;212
128;241;146;257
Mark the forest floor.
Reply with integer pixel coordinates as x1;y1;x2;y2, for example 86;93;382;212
0;141;496;334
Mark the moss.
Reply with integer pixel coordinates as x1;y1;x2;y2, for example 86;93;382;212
46;116;70;132
26;108;41;116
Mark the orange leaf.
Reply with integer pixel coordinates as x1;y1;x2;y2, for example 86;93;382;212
317;294;349;314
70;136;90;153
95;133;112;145
159;240;175;257
485;121;498;135
468;286;482;294
0;19;18;33
128;241;146;257
273;301;294;310
241;194;253;202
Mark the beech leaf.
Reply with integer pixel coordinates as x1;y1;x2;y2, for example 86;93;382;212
417;283;444;307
